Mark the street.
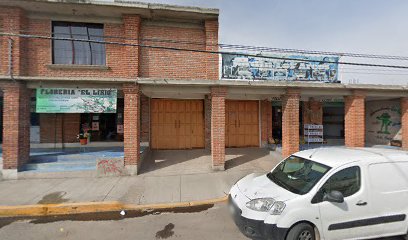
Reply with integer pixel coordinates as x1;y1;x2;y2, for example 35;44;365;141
0;203;404;240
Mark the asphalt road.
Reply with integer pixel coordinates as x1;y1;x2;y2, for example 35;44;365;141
0;203;404;240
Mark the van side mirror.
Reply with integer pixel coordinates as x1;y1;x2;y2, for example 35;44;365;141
323;190;344;203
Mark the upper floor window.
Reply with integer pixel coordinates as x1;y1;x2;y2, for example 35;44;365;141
52;22;106;65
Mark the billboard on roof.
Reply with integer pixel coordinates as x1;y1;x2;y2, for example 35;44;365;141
221;53;339;82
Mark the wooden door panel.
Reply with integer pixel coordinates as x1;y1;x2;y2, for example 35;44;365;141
151;99;204;150
226;100;259;147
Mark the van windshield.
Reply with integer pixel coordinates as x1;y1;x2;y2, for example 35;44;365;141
267;155;331;195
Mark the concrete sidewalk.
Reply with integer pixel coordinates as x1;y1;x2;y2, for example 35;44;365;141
0;149;282;207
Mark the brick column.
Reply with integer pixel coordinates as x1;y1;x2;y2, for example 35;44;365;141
401;97;408;150
344;91;366;147
0;7;27;76
2;82;30;179
211;87;227;170
123;83;140;175
205;20;219;80
123;15;141;79
282;89;300;158
261;100;273;146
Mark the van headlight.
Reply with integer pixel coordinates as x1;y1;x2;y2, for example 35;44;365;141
245;198;286;215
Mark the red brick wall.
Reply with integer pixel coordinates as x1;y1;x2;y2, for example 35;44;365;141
205;20;219;80
0;7;28;76
25;19;129;78
344;91;366;147
282;89;300;158
39;114;80;143
123;83;140;167
139;23;208;80
261;100;272;146
401;97;408;150
123;15;141;78
1;81;30;169
211;87;227;169
0;9;218;81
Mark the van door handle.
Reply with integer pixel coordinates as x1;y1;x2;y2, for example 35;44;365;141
356;201;367;206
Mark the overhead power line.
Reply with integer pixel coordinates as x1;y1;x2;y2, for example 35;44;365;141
3;31;408;70
2;27;408;61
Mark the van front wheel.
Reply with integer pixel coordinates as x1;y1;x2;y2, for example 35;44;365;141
286;223;315;240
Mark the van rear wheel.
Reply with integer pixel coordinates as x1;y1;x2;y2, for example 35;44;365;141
286;223;315;240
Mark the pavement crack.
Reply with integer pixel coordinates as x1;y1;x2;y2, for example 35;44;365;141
102;177;122;201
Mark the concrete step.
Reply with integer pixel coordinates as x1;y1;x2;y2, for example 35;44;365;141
30;157;97;164
18;170;96;179
21;162;96;172
29;152;125;163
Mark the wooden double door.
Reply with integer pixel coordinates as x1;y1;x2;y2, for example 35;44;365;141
226;100;259;147
151;99;205;150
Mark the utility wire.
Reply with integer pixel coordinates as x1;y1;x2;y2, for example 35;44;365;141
3;27;408;61
3;31;408;70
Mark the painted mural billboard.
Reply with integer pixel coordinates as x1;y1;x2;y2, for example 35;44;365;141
366;100;401;145
222;53;339;82
36;88;117;113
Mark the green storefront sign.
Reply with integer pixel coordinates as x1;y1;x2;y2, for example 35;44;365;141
36;88;117;113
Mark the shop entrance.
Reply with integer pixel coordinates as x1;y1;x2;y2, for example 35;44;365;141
225;100;259;147
80;113;122;141
151;99;205;150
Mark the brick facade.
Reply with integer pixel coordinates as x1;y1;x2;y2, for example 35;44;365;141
205;20;219;80
401;97;408;150
282;88;300;158
0;7;27;76
123;83;140;174
261;100;272;146
344;91;366;147
39;114;80;143
1;81;30;170
139;22;208;80
123;15;141;79
211;87;227;170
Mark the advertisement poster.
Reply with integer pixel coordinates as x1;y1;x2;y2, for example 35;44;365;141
92;122;100;131
366;100;401;145
36;88;117;113
222;53;339;82
117;125;124;134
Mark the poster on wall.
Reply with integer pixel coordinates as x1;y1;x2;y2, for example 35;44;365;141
117;125;124;134
222;53;339;82
92;122;100;131
36;88;117;113
366;100;402;145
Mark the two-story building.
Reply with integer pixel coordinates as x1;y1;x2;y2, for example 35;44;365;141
0;0;407;180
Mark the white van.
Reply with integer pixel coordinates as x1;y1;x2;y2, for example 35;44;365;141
229;147;408;240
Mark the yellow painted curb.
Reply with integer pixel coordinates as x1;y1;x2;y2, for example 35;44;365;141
0;195;228;218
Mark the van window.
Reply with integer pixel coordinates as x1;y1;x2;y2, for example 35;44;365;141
321;166;361;198
369;162;408;193
267;155;331;195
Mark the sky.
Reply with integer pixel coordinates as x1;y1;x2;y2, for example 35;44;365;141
108;0;408;85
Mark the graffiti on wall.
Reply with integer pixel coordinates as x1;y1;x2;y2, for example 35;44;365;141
222;53;339;82
366;101;401;145
96;158;124;177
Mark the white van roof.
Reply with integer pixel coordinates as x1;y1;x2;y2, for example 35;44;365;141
293;147;408;168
